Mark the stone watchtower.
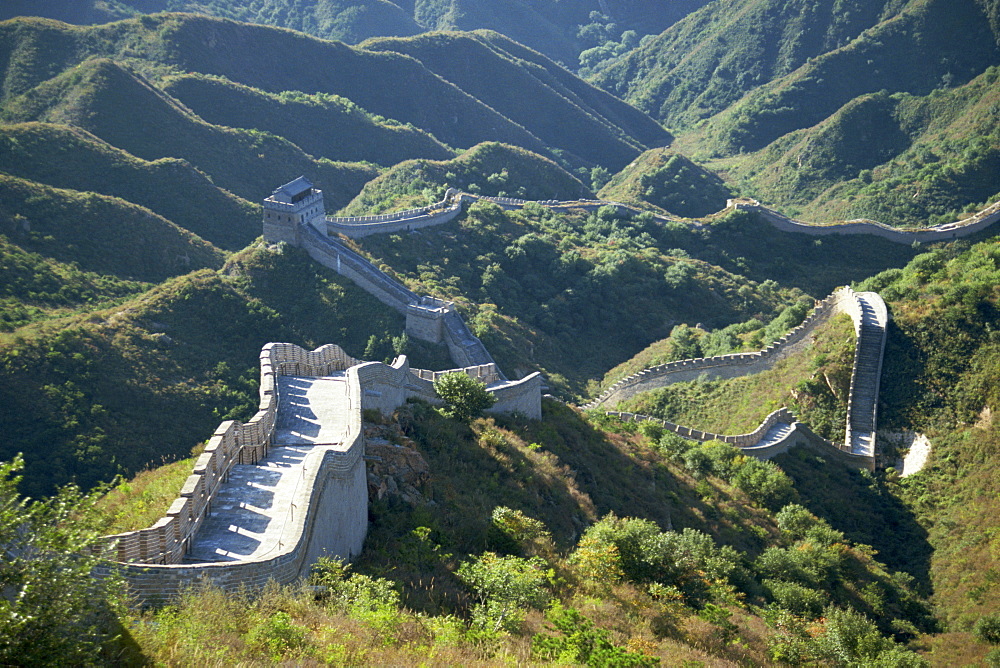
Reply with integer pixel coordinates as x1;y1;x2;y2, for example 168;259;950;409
263;176;325;245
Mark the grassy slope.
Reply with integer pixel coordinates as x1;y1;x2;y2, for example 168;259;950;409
0;172;224;281
0;235;149;331
110;398;933;665
338;141;591;214
694;209;920;294
0;14;549;158
0;57;378;210
598;146;732;217
160;72;454;166
690;0;1000;155
861;239;1000;630
588;0;1000;228
107;13;550;155
349;204;920;396
616;312;855;439
0;0;715;68
700;67;1000;226
592;0;895;130
362;30;671;169
0;121;260;249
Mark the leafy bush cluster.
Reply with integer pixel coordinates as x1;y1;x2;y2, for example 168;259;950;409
653;435;796;511
433;372;496;421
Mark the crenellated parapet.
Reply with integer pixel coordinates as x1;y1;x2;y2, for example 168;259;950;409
608;406;799;448
589;287;886;469
728;198;1000;243
583;290;845;410
92;342;363;566
264;174;1000;246
95;342;541;602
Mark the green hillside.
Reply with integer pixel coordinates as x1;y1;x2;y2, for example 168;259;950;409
363;29;671;169
0;122;260;249
850;239;1000;646
0;0;713;67
693;0;1000;156
4;4;1000;663
0;235;148;332
95;397;934;665
339;141;591;214
0;13;677;174
351;200;917;396
0;15;547;157
0;173;223;281
0;242;448;497
593;0;897;131
583;0;1000;227
697;67;1000;226
0;57;378;211
160;72;454;166
597;0;1000;145
598;147;733;217
617;312;856;440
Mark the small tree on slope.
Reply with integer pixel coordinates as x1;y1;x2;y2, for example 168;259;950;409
433;372;496;421
0;454;124;665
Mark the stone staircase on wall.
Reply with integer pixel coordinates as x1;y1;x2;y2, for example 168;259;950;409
95;343;541;602
844;292;889;458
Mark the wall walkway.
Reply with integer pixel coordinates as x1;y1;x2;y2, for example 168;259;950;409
586;287;886;469
96;344;540;603
296;224;500;374
317;190;1000;245
729;198;1000;244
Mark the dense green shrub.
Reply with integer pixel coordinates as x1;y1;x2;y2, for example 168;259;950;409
531;603;658;667
976;614;1000;645
0;455;124;665
433;372;496;421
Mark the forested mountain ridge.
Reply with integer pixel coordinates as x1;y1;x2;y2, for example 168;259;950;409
594;0;1000;139
2;3;1000;664
0;0;713;66
0;13;667;170
584;0;1000;226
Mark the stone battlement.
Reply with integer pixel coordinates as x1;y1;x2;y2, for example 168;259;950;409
265;175;1000;245
96;342;540;602
588;287;886;469
728;198;1000;243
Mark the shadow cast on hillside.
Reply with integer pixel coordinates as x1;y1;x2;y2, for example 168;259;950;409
774;447;934;597
514;400;773;555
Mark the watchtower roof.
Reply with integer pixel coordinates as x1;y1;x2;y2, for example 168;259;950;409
270;176;314;204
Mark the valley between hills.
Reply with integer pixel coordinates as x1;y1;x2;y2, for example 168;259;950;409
2;1;1000;665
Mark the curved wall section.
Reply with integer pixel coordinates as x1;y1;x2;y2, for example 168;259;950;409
278;183;1000;246
584;289;847;410
98;343;541;603
593;287;883;469
730;199;1000;243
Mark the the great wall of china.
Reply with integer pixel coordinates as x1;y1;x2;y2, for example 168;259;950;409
290;178;1000;245
95;341;540;602
100;174;959;599
590;287;888;469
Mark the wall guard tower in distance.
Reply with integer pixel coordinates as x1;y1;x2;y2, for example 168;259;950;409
263;176;325;244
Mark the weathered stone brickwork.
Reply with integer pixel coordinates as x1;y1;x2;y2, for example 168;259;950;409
96;342;540;603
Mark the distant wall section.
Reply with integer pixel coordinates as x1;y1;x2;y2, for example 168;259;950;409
592;287;880;469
